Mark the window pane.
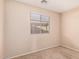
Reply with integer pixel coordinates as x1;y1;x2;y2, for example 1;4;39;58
31;23;41;34
41;15;49;22
31;13;40;21
41;23;49;33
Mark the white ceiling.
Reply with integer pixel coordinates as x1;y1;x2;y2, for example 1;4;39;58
16;0;79;12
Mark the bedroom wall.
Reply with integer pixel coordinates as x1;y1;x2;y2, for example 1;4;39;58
5;0;60;58
0;0;4;59
62;7;79;51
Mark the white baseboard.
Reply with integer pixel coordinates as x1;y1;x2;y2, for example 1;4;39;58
10;45;59;59
62;44;79;52
8;44;79;59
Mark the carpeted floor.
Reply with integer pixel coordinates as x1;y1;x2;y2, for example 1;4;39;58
12;47;79;59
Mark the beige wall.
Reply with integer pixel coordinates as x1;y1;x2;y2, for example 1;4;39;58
62;8;79;51
0;0;4;59
5;0;60;58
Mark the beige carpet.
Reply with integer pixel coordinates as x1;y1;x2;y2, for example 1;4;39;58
12;47;79;59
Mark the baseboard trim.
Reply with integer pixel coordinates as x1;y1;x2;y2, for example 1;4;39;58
61;44;79;53
10;45;59;59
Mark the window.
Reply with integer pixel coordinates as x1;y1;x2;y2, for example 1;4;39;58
31;12;49;34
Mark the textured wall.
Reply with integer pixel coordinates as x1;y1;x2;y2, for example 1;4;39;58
0;0;4;59
5;0;60;58
62;7;79;51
